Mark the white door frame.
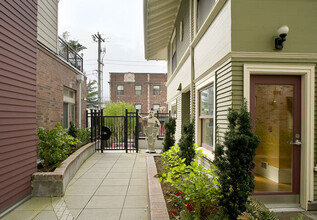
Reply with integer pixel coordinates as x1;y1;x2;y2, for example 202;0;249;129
243;63;315;210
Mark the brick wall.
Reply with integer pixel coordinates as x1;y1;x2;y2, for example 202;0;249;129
37;44;87;129
109;73;167;113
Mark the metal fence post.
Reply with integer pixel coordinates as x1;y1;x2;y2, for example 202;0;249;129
124;109;128;153
100;109;103;153
135;109;139;153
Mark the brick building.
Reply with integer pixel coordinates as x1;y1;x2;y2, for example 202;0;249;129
109;72;167;113
36;0;87;130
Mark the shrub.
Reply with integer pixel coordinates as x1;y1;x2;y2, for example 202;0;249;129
159;146;219;219
241;198;278;220
162;117;176;152
68;121;77;139
37;123;78;171
214;101;260;220
178;122;195;166
77;127;91;146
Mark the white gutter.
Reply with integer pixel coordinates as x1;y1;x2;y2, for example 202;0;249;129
77;74;84;127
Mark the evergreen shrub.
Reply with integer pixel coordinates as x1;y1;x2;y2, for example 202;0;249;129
162;117;176;152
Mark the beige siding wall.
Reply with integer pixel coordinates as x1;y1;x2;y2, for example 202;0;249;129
194;0;231;79
37;0;58;53
167;57;191;101
232;0;317;53
175;95;182;143
314;65;317;200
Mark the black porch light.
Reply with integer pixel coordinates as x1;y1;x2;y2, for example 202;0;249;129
275;25;289;50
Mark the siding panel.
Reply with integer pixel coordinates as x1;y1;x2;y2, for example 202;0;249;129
37;0;58;53
0;0;37;211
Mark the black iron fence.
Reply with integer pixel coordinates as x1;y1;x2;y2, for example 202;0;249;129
58;37;83;72
87;109;139;153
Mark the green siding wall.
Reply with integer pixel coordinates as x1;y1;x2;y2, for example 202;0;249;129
215;61;244;140
232;0;317;53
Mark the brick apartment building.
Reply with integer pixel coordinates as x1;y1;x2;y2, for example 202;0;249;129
109;72;167;113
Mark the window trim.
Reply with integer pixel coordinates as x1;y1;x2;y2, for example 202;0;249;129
170;28;177;73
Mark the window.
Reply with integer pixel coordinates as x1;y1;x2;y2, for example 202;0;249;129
135;85;142;95
171;33;177;72
63;103;75;128
153;104;160;112
199;84;214;149
117;85;124;95
153;85;160;95
197;0;217;31
63;87;76;128
135;104;142;112
171;104;177;118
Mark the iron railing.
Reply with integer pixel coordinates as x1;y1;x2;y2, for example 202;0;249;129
58;37;83;72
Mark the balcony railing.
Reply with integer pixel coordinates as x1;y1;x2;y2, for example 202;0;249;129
58;37;83;72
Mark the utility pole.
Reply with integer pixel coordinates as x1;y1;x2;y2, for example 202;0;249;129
92;32;105;109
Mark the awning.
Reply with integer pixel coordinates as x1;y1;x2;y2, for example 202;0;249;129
144;0;181;60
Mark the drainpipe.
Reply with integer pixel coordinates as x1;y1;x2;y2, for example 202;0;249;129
77;74;84;127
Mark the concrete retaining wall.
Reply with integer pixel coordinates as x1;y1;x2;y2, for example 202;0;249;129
31;142;96;196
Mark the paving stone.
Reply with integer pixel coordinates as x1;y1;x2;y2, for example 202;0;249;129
120;208;149;220
77;209;121;220
101;178;130;186
95;186;128;196
124;196;148;208
86;196;125;209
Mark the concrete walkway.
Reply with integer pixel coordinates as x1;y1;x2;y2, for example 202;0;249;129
3;152;149;220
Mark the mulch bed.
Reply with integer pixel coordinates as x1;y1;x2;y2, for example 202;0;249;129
154;156;182;219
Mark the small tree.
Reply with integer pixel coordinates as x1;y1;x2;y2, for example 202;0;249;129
87;80;98;109
103;102;136;142
214;101;260;220
162;117;176;152
178;122;195;166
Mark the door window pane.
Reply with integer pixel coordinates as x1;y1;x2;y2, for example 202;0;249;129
254;84;293;193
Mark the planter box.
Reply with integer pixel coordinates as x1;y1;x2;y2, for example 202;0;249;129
32;142;95;196
147;155;170;220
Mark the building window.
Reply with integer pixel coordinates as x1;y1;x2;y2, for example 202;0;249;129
153;85;160;95
171;28;177;72
199;84;214;149
153;104;160;112
135;85;142;95
171;104;177;118
117;85;124;95
197;0;217;31
135;104;142;112
63;87;76;128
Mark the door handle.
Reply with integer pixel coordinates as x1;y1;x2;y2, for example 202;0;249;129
287;139;302;146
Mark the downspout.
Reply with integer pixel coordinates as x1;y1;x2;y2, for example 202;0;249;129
189;0;195;123
77;74;84;127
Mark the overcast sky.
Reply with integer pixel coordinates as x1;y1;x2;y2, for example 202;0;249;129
58;0;167;101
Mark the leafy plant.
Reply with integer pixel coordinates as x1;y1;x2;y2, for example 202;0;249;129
103;101;136;142
241;198;278;220
214;101;260;220
179;122;196;166
162;117;176;152
77;127;91;146
37;123;78;171
68;121;77;139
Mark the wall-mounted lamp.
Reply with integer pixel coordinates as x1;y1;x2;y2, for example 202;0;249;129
177;83;182;91
275;25;289;50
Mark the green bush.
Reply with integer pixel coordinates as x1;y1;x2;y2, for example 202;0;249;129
241;198;278;220
178;122;196;166
162;117;176;152
159;146;219;219
37;123;78;171
77;127;91;146
214;101;260;220
68;121;77;139
103;101;136;142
